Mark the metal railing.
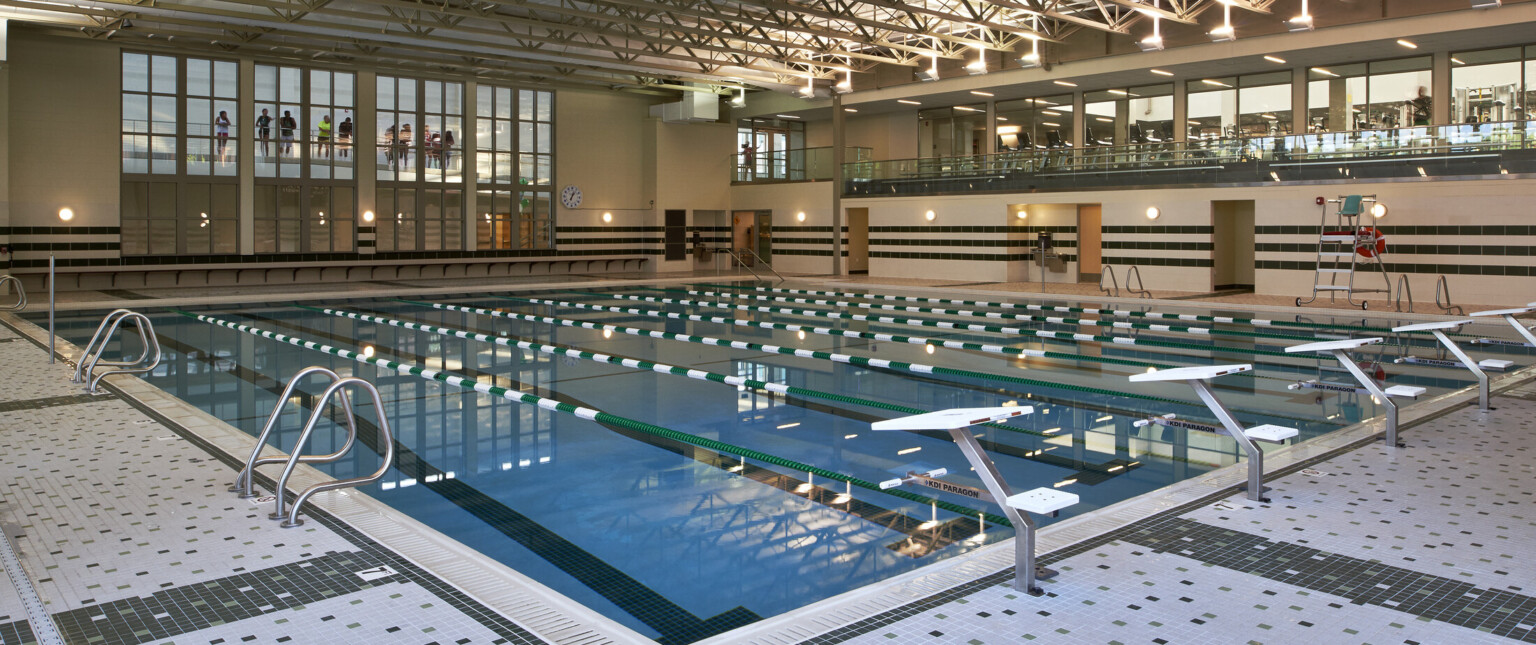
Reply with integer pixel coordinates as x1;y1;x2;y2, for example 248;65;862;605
1394;274;1414;313
717;246;785;282
0;276;25;311
1124;266;1151;299
1435;275;1464;316
234;366;395;528
845;120;1536;195
72;309;162;394
734;146;872;182
1098;266;1120;297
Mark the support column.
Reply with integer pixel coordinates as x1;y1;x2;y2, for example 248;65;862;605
831;93;844;276
1071;91;1085;150
1172;81;1188;142
1432;50;1451;126
238;58;255;255
0;20;10;282
985;99;997;154
463;81;478;251
357;72;377;256
1292;67;1309;133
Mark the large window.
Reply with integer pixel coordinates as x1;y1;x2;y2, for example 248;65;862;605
1083;84;1172;146
477;86;554;250
121;52;239;256
918;104;986;157
1187;72;1292;139
377;76;464;252
1452;47;1523;123
253;64;357;253
1308;57;1432;131
995;94;1073;151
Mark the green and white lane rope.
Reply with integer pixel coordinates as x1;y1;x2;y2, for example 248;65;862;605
176;309;1014;528
404;297;1199;409
303;304;1053;441
580;291;1313;360
672;288;1342;343
694;283;1459;337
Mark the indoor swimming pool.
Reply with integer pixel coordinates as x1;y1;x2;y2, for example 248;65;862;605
33;281;1533;644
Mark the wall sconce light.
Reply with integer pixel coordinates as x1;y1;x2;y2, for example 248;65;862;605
796;212;806;222
1015;208;1028;220
363;210;375;222
1146;206;1161;220
602;212;613;223
924;210;936;221
1370;203;1388;219
58;207;75;222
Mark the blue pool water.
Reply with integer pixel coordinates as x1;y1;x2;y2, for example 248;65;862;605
35;281;1529;643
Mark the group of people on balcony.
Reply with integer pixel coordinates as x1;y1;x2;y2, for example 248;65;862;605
252;109;358;161
382;124;456;171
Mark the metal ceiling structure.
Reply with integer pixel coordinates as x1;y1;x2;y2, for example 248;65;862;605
0;0;1274;94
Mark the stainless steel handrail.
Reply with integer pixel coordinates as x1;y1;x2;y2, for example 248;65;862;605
231;366;359;499
0;276;25;311
717;248;767;281
72;309;162;393
1098;266;1119;297
1435;275;1463;315
273;376;394;528
1394;275;1414;313
1124;266;1152;299
738;247;785;282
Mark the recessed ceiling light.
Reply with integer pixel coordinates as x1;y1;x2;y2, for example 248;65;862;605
970;90;994;97
1264;55;1286;64
1108;89;1128;95
897;99;921;105
1150;69;1173;76
1096;116;1113;123
1053;80;1077;87
1311;67;1338;77
775;114;800;118
1451;57;1466;65
1201;79;1231;87
953;106;980;112
1396;39;1417;49
844;107;858;112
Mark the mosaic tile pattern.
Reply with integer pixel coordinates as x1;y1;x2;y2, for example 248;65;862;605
796;383;1536;645
0;331;551;645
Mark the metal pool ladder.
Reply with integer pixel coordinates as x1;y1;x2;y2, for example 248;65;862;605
233;366;395;528
0;275;25;311
72;309;162;393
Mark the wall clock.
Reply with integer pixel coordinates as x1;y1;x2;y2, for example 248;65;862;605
560;185;583;209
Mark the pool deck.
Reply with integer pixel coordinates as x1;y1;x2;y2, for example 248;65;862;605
0;271;1531;645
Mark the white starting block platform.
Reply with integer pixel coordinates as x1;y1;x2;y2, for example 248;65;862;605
1392;320;1472;333
871;406;1032;431
1287;381;1426;399
1385;385;1428;399
1395;356;1514;371
1470;306;1536;317
1005;488;1079;515
1284;337;1384;353
1128;364;1251;382
1244;424;1299;443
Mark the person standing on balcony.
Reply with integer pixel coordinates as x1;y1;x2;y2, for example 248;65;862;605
740;141;756;180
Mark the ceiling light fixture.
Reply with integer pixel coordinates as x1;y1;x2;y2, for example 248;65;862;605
1138;1;1165;51
1396;39;1417;49
1264;55;1287;64
1150;69;1174;76
898;99;922;105
967;44;988;75
970;90;994;97
1470;0;1500;8
1018;37;1043;69
1287;0;1314;31
1053;80;1077;87
1311;67;1338;77
1208;2;1235;41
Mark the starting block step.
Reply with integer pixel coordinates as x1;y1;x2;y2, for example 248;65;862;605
1005;488;1080;515
1243;424;1299;443
1384;385;1427;399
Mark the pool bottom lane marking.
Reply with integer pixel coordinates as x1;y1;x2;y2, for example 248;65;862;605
174;309;1012;529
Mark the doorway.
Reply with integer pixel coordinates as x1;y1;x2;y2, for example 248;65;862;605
1076;204;1102;283
846;207;869;274
731;210;772;266
1212;200;1256;291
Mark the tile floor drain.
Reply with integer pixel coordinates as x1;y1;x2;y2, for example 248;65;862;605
0;526;65;645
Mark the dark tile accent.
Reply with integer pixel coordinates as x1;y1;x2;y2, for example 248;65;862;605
0;619;35;645
1125;518;1536;641
0;393;114;413
50;552;406;645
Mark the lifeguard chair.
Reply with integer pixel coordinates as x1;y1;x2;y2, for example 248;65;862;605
1296;195;1392;310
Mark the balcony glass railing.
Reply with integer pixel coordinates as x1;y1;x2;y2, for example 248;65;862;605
844;121;1536;196
735;146;873;182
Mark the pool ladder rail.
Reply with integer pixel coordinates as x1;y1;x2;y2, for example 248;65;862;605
1098;265;1152;299
72;309;162;394
232;366;396;528
0;275;25;311
718;246;785;283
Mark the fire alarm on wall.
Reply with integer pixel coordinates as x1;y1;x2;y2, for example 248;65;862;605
1315;196;1326;205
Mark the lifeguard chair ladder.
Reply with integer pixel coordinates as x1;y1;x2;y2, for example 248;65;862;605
1296;195;1392;310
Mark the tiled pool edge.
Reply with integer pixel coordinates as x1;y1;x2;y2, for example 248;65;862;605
697;356;1536;644
0;311;655;645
